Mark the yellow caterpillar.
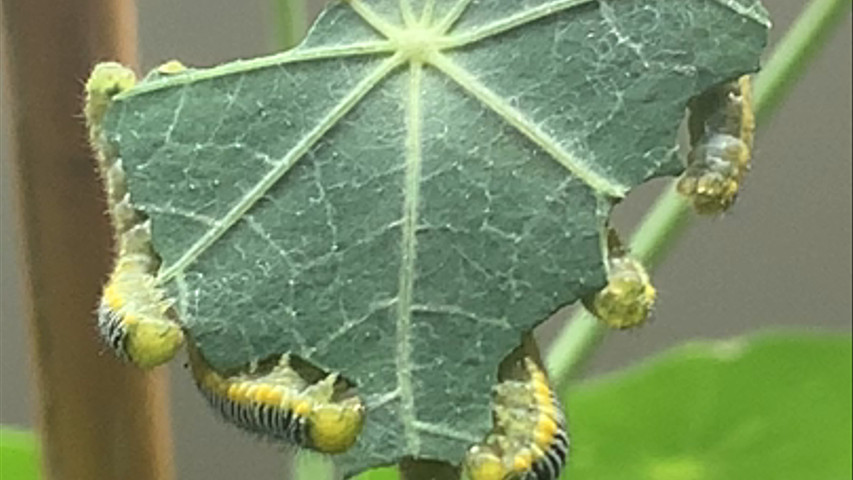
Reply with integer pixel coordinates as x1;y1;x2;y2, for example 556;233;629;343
583;229;656;329
188;346;365;454
85;62;184;369
464;358;569;480
678;75;755;214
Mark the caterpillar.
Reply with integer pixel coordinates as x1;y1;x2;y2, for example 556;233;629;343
97;220;184;368
677;75;755;214
85;62;184;369
187;345;365;454
583;229;655;329
464;358;569;480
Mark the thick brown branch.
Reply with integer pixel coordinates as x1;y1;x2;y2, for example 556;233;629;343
1;1;175;479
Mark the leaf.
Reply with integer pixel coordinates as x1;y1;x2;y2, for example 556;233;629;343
355;466;401;480
0;428;41;480
565;333;853;480
100;0;768;474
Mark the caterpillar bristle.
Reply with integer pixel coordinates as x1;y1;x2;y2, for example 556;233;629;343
464;358;568;480
678;75;755;214
188;346;364;454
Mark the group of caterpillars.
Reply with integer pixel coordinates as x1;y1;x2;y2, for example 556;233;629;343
84;60;752;477
583;74;756;331
461;76;757;477
84;61;365;456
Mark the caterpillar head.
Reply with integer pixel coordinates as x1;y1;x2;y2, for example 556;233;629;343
464;444;508;480
307;396;365;454
586;256;656;329
85;62;137;129
122;313;185;369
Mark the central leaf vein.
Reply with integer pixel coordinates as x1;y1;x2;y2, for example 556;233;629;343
397;59;425;452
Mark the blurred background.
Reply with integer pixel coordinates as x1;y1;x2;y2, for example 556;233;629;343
1;1;850;478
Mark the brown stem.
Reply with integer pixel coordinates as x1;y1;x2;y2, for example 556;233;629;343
1;1;175;479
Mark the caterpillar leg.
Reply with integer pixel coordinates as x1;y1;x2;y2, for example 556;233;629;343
188;346;364;454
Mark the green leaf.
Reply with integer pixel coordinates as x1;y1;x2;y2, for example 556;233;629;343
101;0;768;474
565;333;853;480
0;428;41;480
355;466;401;480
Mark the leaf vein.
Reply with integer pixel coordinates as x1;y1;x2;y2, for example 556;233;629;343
411;304;511;329
396;60;425;453
346;0;401;38
430;53;627;197
117;42;397;98
443;0;596;47
400;0;417;27
158;54;405;283
436;0;477;33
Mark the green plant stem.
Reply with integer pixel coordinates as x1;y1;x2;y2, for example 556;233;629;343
271;0;308;49
547;0;852;390
280;4;309;479
754;0;852;123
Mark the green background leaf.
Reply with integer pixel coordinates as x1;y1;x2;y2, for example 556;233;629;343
354;465;400;480
565;333;852;480
0;428;41;480
102;0;768;473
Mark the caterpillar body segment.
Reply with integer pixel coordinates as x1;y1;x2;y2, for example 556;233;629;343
85;62;184;369
678;75;755;214
464;358;568;480
97;221;184;369
188;347;365;454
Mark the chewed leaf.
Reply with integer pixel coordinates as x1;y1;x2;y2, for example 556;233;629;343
98;0;768;474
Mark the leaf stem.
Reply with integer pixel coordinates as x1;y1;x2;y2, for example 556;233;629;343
547;0;852;390
271;0;308;49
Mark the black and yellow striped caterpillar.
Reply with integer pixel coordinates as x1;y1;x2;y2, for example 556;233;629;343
85;62;184;369
464;358;569;480
188;345;365;454
678;75;755;214
583;229;655;329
